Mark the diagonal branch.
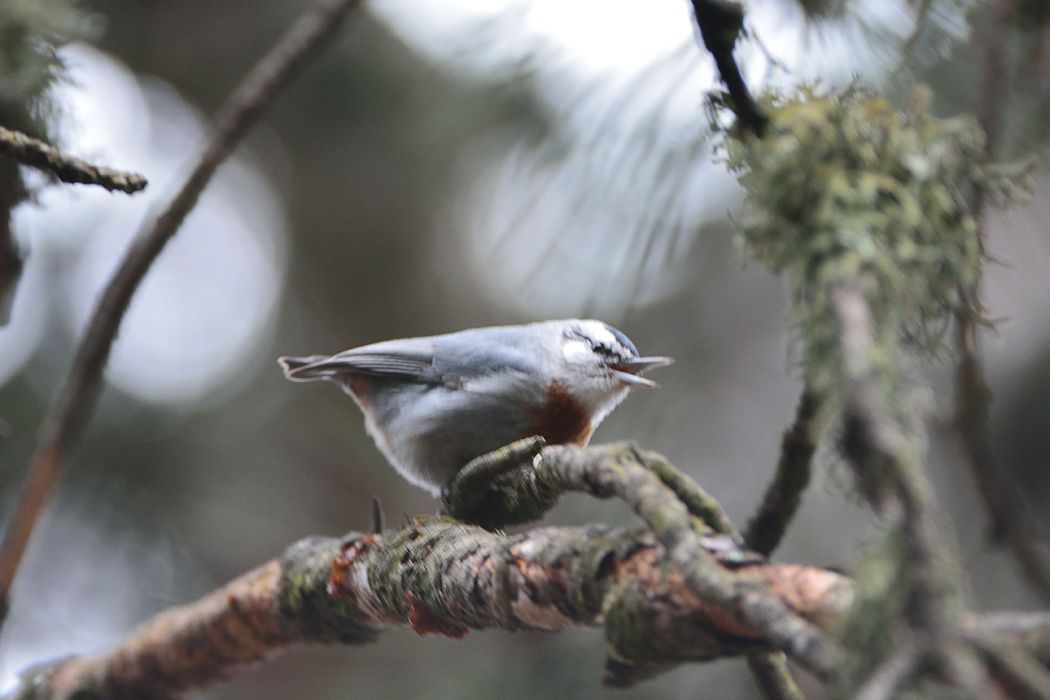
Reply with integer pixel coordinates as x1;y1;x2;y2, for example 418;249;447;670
6;519;854;699
0;0;365;628
952;0;1050;604
744;387;823;556
688;0;767;136
0;125;147;194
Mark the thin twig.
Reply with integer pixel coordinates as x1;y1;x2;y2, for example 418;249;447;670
898;0;935;61
746;652;805;700
971;633;1050;700
641;449;739;538
0;0;364;628
952;0;1050;604
744;388;822;556
975;611;1050;661
688;0;767;136
0;125;147;194
853;639;924;700
0;216;24;327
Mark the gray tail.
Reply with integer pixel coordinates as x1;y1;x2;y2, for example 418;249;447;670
278;355;338;382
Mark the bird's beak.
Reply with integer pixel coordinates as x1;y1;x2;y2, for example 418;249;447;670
610;356;674;388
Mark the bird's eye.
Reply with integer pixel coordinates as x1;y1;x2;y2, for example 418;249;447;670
591;341;618;358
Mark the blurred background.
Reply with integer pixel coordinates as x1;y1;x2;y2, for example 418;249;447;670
0;1;1048;698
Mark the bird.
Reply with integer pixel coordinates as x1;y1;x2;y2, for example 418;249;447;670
278;319;672;495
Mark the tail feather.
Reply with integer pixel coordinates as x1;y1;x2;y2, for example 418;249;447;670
278;355;337;382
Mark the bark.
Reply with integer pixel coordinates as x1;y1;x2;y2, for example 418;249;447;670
10;520;853;699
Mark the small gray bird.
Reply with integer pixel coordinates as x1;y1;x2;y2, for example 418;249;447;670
279;319;672;494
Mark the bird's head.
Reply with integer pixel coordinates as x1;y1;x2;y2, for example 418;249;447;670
552;319;673;421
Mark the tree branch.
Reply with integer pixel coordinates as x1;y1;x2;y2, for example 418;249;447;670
446;442;848;679
828;281;1039;693
688;0;767;136
445;442;829;695
830;282;964;639
6;519;854;699
952;0;1050;604
853;638;923;700
745;651;805;700
0;125;147;194
744;387;823;556
0;0;364;630
974;611;1050;661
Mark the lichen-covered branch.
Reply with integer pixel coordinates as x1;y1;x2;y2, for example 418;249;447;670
445;442;847;681
830;282;975;675
744;387;822;556
0;125;147;194
7;520;853;699
0;1;94;325
745;652;805;700
444;440;828;695
717;80;1048;694
830;282;1050;697
0;0;365;631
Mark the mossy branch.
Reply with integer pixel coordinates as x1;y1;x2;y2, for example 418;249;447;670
446;438;807;697
6;517;853;699
722;83;1043;695
444;441;847;681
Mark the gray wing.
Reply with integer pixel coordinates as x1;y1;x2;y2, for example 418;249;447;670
279;337;439;383
279;329;539;387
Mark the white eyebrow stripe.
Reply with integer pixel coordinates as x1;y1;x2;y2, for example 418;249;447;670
578;321;616;348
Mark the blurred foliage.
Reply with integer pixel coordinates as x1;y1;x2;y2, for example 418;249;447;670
722;86;1032;393
907;0;1050;156
0;0;94;122
835;525;909;677
998;348;1050;531
0;0;95;318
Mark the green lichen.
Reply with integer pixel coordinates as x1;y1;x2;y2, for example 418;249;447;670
834;527;915;683
276;536;378;645
366;517;489;629
721;86;1030;393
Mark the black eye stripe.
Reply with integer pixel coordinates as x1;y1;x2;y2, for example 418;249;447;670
566;325;639;360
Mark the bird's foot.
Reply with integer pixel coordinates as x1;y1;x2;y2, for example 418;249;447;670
441;436;555;528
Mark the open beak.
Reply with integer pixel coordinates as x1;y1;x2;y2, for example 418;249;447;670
610;356;674;388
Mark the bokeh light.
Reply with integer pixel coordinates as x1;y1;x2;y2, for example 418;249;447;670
10;44;288;406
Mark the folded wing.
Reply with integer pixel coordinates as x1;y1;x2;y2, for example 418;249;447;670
279;338;438;384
